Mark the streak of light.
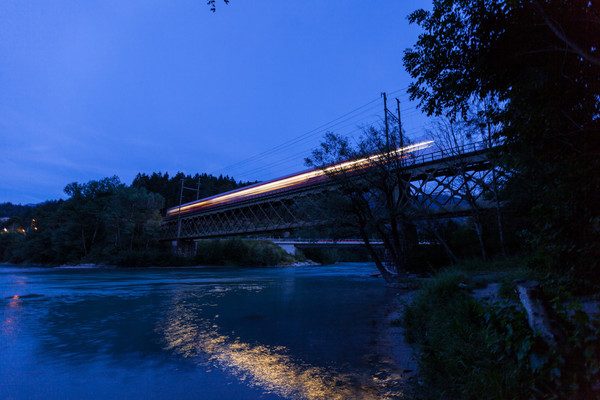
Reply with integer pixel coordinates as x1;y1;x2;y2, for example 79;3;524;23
166;140;434;217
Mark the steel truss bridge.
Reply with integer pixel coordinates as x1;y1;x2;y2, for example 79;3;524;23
161;141;500;242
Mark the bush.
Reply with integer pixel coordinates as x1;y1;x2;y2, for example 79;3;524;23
407;244;451;273
0;232;25;262
299;247;340;265
299;246;371;264
403;267;600;399
194;239;295;266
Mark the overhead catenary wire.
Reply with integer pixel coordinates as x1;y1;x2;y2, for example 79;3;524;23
225;121;429;182
210;97;383;175
213;110;384;179
213;89;414;173
222;114;426;181
210;88;425;181
219;117;385;179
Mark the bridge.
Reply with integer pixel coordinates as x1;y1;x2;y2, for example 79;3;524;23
161;140;500;243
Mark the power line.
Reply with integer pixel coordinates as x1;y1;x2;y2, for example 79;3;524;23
219;111;384;178
219;103;425;176
233;123;430;182
210;97;383;176
211;88;415;174
210;88;426;180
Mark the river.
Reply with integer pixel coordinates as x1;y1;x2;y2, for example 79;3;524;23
0;263;407;400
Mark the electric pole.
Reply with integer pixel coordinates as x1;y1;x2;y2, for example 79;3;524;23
382;92;389;150
396;98;403;150
396;98;405;170
177;179;184;240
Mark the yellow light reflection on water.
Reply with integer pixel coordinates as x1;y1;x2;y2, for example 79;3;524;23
159;300;406;399
2;295;23;337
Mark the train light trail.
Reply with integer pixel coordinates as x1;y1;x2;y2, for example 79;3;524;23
166;140;434;218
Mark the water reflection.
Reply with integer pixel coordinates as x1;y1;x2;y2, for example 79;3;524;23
34;294;169;363
160;291;405;400
0;265;407;399
2;295;23;338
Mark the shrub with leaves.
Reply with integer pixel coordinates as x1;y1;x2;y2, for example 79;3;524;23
403;269;600;399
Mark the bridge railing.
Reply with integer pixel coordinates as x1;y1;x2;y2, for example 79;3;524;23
257;238;385;246
410;140;492;166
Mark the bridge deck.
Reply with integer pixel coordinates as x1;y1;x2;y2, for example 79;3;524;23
162;142;500;241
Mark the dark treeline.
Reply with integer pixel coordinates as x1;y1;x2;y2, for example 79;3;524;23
0;172;255;266
397;1;600;398
401;0;599;287
132;171;254;211
1;177;164;265
0;202;34;219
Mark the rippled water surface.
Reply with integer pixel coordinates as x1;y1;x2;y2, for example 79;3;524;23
0;263;402;399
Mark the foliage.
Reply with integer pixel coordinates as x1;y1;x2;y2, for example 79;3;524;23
306;126;420;282
193;238;295;266
406;244;451;272
0;232;25;262
483;300;600;400
0;172;302;267
58;176;165;261
0;202;34;219
404;0;600;283
402;270;501;399
299;246;371;265
132;171;252;211
0;177;165;265
403;266;600;399
206;0;229;13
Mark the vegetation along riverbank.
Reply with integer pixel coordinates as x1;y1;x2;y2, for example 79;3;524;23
395;257;600;400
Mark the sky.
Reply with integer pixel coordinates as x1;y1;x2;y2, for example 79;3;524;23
0;0;433;204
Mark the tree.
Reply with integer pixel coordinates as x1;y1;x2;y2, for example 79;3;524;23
41;176;166;263
132;171;251;210
403;0;600;278
306;126;428;283
426;117;509;259
61;176;122;258
207;0;229;12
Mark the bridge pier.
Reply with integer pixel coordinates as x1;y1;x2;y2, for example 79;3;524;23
277;244;298;255
172;239;196;257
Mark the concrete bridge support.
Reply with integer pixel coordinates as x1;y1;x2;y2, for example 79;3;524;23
277;244;299;255
172;239;196;257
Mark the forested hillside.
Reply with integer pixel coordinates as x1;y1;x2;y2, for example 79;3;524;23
0;172;253;266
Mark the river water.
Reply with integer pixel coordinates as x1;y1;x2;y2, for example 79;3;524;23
0;263;406;400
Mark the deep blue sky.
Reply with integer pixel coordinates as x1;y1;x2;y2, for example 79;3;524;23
1;0;432;204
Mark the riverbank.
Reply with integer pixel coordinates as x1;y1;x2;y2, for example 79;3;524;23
378;288;421;397
2;259;323;270
397;258;600;400
1;236;304;268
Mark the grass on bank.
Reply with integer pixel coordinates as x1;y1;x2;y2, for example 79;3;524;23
76;238;300;267
401;257;600;400
193;238;297;266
